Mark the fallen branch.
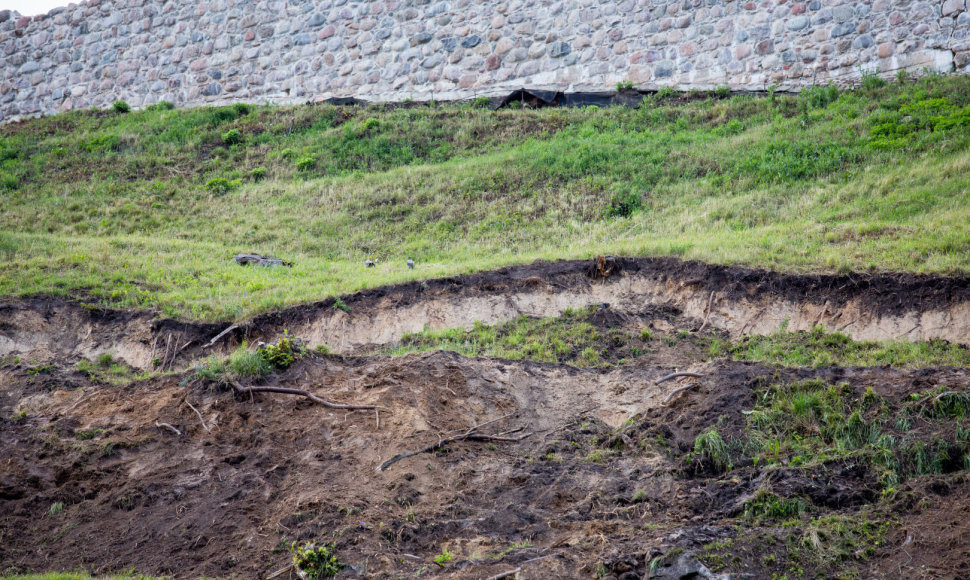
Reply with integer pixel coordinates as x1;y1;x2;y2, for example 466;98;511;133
265;564;294;580
155;421;182;436
697;291;716;333
483;568;521;580
813;300;830;329
184;399;211;433
662;382;700;405
202;324;239;349
230;381;390;412
655;372;703;385
378;414;530;472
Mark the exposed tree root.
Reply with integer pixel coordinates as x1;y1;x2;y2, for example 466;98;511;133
229;381;390;412
697;291;716;333
202;324;239;349
378;414;531;472
662;382;700;405
655;372;703;385
483;568;521;580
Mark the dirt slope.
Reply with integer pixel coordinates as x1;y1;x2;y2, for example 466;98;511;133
2;258;970;578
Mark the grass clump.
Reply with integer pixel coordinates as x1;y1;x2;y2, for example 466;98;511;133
112;100;131;113
195;335;303;384
689;428;732;473
290;542;342;579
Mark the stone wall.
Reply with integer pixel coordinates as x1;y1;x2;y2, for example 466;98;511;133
1;0;967;121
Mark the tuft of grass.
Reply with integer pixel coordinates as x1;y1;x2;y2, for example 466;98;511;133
691;428;732;472
112;100;130;113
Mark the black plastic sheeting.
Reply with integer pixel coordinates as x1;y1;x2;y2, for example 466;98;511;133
309;87;791;110
309;89;648;110
490;88;647;110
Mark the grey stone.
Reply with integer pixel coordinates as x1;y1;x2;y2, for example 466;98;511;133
420;54;441;68
654;61;674;77
412;31;432;45
307;12;327;27
650;551;727;580
832;5;855;22
549;41;570;57
831;22;855;37
852;34;874;48
441;37;458;51
787;16;809;31
201;82;222;96
460;35;480;48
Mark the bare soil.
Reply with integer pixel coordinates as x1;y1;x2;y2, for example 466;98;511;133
1;257;969;579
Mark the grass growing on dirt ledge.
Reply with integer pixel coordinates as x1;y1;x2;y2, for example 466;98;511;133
2;73;970;320
710;325;970;368
385;308;970;369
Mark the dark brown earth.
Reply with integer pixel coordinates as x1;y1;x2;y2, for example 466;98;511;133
2;258;970;579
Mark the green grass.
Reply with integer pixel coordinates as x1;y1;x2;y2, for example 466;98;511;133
2;74;970;321
710;325;970;368
740;380;970;487
382;306;643;367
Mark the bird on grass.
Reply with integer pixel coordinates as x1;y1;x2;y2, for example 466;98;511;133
365;259;376;268
407;257;415;270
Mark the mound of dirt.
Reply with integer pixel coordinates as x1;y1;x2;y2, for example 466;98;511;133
2;259;969;578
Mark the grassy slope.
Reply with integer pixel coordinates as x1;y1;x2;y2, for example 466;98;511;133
1;74;969;321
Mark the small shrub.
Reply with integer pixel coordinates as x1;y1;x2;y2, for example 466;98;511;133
48;502;65;516
232;102;251;116
112;100;131;113
250;166;266;181
146;101;175;111
205;177;240;194
631;489;649;503
296;155;317;171
76;428;104;441
360;117;380;133
616;80;634;91
0;173;18;191
259;331;304;369
640;328;654;341
222;128;243;145
97;353;113;367
290;542;342;579
713;85;731;98
333;298;351;313
657;86;677;99
472;96;490;108
280;147;296;160
860;70;888;90
802;83;839;108
433;550;454;565
82;134;121;153
607;191;642;218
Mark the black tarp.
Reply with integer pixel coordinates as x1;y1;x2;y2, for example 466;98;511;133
491;88;647;110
